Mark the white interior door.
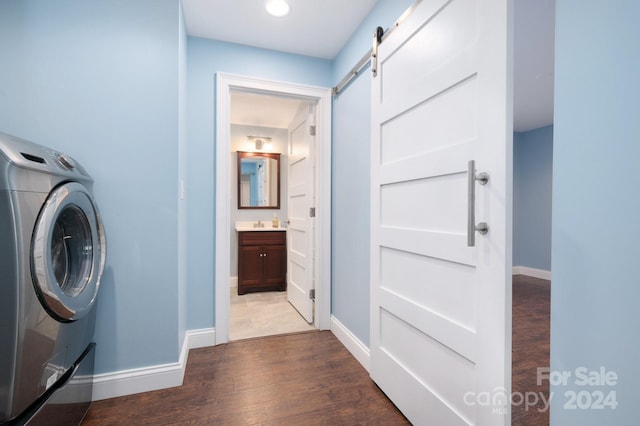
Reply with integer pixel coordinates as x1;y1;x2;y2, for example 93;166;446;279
370;0;512;425
287;104;315;323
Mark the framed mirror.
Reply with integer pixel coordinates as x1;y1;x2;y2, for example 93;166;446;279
237;151;281;209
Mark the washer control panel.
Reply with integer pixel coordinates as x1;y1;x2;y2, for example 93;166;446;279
0;131;91;192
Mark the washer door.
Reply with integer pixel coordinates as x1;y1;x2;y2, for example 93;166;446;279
31;182;106;322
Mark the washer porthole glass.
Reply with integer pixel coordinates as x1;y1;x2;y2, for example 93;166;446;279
50;204;93;297
31;182;105;322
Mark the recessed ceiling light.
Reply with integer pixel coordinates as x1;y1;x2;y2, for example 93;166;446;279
266;0;290;17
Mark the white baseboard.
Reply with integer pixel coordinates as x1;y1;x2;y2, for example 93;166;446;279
230;276;238;288
187;327;216;349
513;266;551;281
92;327;216;401
330;315;370;373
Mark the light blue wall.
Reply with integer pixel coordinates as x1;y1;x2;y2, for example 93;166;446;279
331;0;415;347
331;73;372;346
552;0;640;424
0;0;184;374
186;38;332;330
513;125;553;271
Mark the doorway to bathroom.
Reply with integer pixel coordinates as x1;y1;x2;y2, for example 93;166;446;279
229;91;315;340
215;73;332;344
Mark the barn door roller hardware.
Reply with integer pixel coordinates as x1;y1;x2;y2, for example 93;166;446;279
371;26;385;77
331;0;423;95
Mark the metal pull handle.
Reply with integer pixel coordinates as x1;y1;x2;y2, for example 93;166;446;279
467;160;489;247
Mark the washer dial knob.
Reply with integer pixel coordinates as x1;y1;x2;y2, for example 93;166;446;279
55;153;75;170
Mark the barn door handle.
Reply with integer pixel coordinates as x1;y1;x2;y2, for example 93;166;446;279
467;160;489;247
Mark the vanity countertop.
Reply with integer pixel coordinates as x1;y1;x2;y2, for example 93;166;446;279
235;221;286;232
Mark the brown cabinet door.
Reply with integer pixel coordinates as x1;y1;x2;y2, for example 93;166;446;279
262;244;286;290
238;245;263;294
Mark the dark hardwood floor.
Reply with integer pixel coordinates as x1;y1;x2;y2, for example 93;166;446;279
82;331;409;425
512;275;551;426
83;276;550;426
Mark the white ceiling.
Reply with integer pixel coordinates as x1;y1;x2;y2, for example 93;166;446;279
182;0;378;59
513;0;555;131
183;0;555;132
231;91;305;128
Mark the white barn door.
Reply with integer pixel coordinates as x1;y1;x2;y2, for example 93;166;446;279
370;0;512;425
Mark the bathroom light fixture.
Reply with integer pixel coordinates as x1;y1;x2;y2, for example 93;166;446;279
265;0;290;17
247;136;273;151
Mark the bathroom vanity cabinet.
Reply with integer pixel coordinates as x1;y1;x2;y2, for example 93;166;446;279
237;231;286;295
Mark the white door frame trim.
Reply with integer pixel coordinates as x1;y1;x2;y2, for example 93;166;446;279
215;73;332;344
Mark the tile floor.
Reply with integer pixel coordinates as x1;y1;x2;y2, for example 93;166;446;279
229;288;315;340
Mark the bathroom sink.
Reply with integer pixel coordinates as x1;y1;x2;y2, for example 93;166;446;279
235;221;285;232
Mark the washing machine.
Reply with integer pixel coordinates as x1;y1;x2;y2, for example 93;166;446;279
0;132;106;425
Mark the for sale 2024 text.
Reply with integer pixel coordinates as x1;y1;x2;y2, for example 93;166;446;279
538;366;618;410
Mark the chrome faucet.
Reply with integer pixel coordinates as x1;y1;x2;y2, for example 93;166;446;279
253;220;264;228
